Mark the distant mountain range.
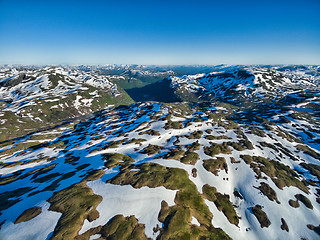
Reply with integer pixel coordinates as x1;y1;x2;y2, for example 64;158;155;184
0;64;319;240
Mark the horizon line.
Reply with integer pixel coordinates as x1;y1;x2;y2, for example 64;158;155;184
1;63;319;67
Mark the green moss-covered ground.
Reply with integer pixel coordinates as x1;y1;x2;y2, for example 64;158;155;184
202;184;239;226
251;205;271;228
240;155;309;193
107;162;231;239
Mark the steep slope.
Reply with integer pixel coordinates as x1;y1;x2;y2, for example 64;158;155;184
111;69;176;90
132;66;320;150
126;78;180;102
169;67;320;104
0;66;134;141
86;64;245;90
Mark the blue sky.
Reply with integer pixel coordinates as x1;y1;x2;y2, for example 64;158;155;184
0;0;319;65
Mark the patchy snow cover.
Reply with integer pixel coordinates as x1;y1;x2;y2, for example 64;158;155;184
0;65;320;240
0;66;120;114
170;74;205;93
0;202;61;240
168;66;320;101
80;180;177;238
1;100;320;239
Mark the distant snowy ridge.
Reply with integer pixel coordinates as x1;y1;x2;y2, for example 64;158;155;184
0;66;133;140
0;66;123;113
168;66;320;101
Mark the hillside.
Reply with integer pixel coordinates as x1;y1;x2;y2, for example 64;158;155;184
129;66;320;103
0;66;134;141
0;65;319;240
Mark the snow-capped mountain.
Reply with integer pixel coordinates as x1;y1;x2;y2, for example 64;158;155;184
0;66;125;111
0;66;133;141
0;65;319;240
169;67;320;103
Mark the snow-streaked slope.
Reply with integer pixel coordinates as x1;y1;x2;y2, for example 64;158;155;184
0;66;134;142
0;66;120;113
169;66;320;103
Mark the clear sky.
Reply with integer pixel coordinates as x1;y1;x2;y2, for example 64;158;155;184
0;0;319;65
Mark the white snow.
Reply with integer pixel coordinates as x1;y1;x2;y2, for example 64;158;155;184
79;180;177;238
0;202;61;240
191;216;200;226
0;74;319;240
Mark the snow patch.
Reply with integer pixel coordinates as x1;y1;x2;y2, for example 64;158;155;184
79;180;177;239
